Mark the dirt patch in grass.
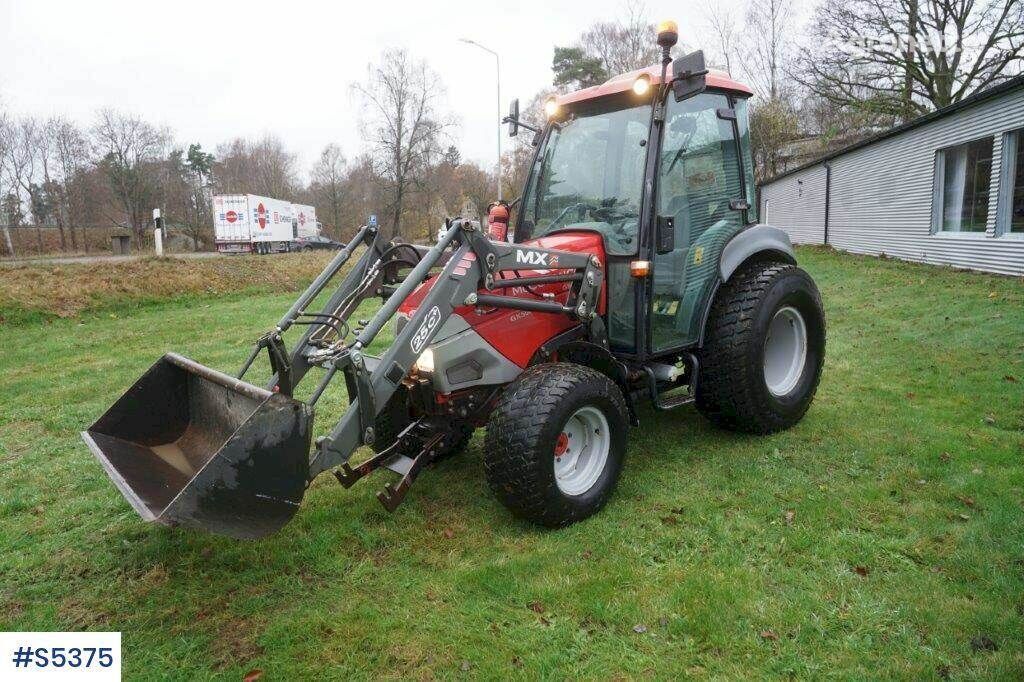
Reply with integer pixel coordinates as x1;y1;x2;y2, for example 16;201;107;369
0;252;333;325
210;617;266;671
59;597;115;631
1;591;25;623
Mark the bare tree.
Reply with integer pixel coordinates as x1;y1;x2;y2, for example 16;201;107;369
249;136;299;198
310;143;347;233
580;1;661;73
0;110;14;256
1;117;48;251
91;109;169;248
45;117;89;251
214;135;298;198
743;0;796;101
353;49;454;240
704;2;740;74
799;0;1024;121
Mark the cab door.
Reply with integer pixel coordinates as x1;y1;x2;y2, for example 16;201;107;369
649;92;749;352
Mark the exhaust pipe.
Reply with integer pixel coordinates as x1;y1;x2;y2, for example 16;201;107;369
82;353;313;539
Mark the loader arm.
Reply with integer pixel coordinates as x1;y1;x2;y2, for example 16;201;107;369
310;219;605;475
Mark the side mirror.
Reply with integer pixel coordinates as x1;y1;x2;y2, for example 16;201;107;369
507;98;520;137
672;50;708;101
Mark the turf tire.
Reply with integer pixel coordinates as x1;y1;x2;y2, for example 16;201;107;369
696;261;825;434
484;363;629;527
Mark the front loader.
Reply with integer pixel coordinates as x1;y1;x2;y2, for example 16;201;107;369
84;21;826;539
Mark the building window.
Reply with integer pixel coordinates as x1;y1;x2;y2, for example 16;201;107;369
934;136;994;233
999;129;1024;235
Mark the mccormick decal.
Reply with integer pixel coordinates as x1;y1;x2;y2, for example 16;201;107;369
255;203;267;230
298;212;307;226
225;210;238;223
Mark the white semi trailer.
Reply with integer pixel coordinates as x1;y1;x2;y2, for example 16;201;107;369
291;204;322;239
214;194;297;254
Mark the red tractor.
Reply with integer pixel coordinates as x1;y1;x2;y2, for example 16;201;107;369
84;22;825;538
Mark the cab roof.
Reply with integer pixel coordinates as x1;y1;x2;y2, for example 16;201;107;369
557;63;753;107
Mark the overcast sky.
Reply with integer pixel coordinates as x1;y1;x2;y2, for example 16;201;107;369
0;0;752;177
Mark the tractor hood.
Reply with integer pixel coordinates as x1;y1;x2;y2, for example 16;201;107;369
397;230;606;369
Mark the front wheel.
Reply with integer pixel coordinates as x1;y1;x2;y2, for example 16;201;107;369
697;262;825;434
484;363;629;527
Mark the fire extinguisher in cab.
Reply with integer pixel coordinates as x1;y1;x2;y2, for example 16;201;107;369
486;201;511;242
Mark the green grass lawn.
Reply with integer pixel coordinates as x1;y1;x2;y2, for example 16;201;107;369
1;248;1022;679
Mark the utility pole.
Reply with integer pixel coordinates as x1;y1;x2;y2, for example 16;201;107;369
459;38;502;201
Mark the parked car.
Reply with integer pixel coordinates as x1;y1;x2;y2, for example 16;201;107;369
293;235;344;251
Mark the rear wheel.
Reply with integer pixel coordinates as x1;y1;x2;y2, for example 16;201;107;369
697;261;825;434
484;363;628;527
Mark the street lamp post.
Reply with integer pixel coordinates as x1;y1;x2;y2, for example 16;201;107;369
458;38;502;201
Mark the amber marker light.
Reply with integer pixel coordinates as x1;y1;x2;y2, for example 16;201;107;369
630;260;651;277
656;19;679;49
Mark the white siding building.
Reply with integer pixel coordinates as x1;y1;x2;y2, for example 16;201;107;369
759;76;1024;276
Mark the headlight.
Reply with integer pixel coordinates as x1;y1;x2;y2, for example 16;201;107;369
632;75;651;96
414;348;435;374
544;98;559;118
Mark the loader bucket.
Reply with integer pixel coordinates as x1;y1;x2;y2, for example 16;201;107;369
82;353;314;539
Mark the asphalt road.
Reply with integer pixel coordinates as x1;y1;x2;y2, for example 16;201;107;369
0;251;225;267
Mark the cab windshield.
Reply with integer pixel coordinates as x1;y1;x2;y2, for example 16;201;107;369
519;101;651;256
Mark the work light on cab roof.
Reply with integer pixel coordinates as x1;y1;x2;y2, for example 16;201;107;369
631;74;651;96
544;98;559;119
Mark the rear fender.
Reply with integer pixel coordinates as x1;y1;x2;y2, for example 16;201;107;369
696;224;797;348
718;224;796;282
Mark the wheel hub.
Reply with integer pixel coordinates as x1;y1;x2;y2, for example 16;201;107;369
554;432;569;457
553;406;610;496
763;305;808;397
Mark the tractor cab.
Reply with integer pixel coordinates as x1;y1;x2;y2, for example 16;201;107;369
510;45;757;358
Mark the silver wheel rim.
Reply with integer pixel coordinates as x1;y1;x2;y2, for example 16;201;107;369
553;406;610;496
763;305;808;397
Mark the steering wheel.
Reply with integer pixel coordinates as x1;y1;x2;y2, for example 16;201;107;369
549;201;598;230
589;205;619;222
